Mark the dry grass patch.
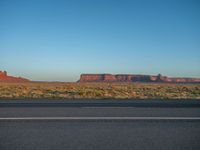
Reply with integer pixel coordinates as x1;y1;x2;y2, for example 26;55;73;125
0;82;199;99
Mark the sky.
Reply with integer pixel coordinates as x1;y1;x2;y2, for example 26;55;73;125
0;0;200;81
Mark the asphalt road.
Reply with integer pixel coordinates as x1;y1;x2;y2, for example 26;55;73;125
0;99;200;150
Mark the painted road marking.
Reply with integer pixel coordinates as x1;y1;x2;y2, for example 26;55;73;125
0;117;200;120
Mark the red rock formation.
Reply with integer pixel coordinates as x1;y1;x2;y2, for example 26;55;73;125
103;74;116;82
79;74;104;82
78;73;200;83
0;71;30;82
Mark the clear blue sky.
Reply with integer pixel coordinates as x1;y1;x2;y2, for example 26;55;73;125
0;0;200;81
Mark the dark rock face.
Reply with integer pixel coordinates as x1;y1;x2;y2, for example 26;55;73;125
0;71;30;82
79;74;200;83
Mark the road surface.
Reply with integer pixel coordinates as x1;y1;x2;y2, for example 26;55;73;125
0;99;200;150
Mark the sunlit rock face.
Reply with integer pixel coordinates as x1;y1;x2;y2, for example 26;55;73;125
0;71;30;82
0;71;7;77
79;74;105;82
79;73;200;83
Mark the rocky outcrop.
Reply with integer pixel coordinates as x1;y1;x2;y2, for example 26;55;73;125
78;73;200;83
0;71;30;82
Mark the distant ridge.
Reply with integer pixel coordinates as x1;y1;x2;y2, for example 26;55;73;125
0;71;30;82
78;74;200;83
1;71;199;83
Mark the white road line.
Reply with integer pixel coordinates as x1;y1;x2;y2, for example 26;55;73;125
0;117;200;120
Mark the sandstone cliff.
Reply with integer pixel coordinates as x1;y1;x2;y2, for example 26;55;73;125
78;74;200;83
0;71;30;82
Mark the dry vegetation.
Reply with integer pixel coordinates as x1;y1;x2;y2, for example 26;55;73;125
0;82;200;99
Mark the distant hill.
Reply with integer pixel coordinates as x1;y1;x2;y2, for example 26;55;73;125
0;71;30;82
78;74;200;83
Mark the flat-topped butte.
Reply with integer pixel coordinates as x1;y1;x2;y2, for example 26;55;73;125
79;74;200;83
